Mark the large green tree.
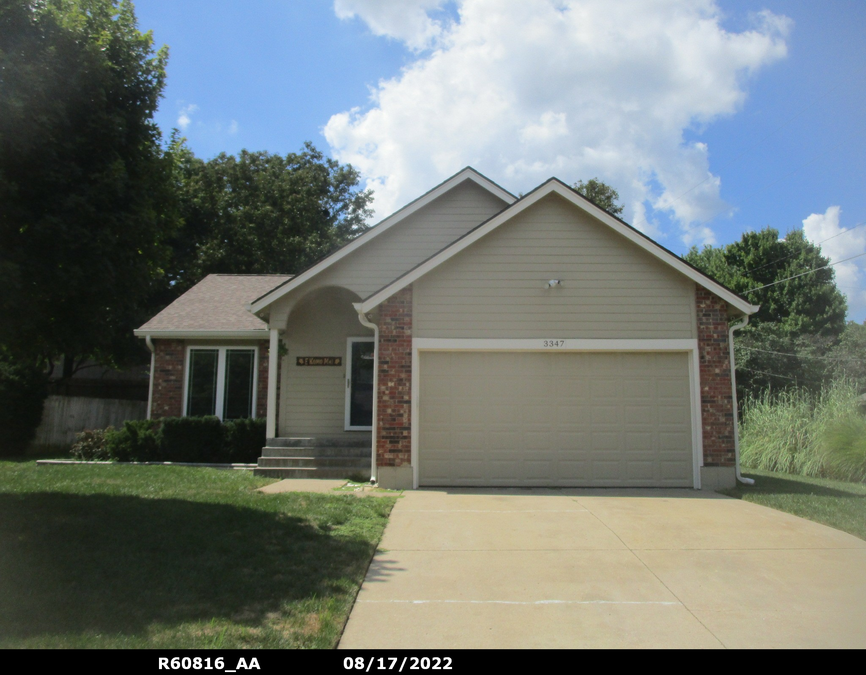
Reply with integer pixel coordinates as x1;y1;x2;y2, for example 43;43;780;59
165;143;373;295
0;0;177;377
685;227;848;396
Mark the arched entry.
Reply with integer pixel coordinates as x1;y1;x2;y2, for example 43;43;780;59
278;286;373;436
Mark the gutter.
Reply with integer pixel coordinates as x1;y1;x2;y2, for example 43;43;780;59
353;305;379;484
729;316;754;485
144;335;155;420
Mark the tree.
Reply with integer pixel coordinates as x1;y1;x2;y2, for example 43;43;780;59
165;143;373;295
573;178;624;217
685;227;848;397
0;0;177;377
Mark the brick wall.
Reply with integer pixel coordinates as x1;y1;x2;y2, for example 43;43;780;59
376;286;413;467
150;339;272;421
150;339;185;418
696;287;735;466
256;341;270;419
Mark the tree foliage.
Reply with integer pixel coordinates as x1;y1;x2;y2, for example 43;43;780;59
573;178;624;217
0;0;177;374
685;227;849;397
164;143;373;295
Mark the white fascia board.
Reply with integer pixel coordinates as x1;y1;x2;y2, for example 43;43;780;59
133;329;269;340
249;168;516;314
413;338;698;352
359;180;759;316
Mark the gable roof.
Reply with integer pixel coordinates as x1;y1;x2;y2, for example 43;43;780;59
135;274;292;338
355;178;759;316
248;167;516;314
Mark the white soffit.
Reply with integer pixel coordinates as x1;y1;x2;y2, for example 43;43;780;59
358;180;759;316
248;168;516;314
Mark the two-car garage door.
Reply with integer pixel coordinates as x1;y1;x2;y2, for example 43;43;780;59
418;351;694;487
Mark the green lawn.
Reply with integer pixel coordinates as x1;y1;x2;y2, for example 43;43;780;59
722;469;866;541
0;461;396;648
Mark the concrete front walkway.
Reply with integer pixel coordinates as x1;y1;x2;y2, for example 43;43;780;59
339;488;866;649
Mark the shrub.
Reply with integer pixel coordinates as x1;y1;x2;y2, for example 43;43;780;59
223;418;266;463
105;420;162;462
0;355;48;456
820;414;866;483
740;379;861;478
159;416;225;463
70;427;113;460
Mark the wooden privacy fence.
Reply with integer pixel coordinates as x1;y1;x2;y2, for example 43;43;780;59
34;395;147;448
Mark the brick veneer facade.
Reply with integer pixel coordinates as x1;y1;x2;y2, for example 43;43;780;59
696;287;736;466
256;341;269;419
151;339;185;418
149;339;271;420
376;286;413;468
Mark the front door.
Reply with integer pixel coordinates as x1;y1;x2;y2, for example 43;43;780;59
345;338;375;430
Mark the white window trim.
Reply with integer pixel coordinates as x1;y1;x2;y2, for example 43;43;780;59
345;337;376;431
182;345;259;421
410;338;702;490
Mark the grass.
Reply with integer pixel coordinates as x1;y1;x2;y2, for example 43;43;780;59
722;469;866;541
0;460;396;648
739;379;866;481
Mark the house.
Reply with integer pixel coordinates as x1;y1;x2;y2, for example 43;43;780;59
135;168;758;490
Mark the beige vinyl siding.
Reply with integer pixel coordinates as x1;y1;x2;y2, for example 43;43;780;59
413;193;696;339
288;180;509;302
278;288;372;436
418;351;694;487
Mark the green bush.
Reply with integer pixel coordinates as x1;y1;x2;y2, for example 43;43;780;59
224;418;266;463
0;355;48;456
70;427;113;460
80;416;265;464
740;379;861;478
820;414;866;482
105;420;162;462
159;416;226;463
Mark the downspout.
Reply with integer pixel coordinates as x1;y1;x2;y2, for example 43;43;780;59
145;335;155;420
729;316;754;485
354;306;379;484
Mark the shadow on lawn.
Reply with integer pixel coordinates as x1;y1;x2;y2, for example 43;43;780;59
736;472;865;499
0;492;371;640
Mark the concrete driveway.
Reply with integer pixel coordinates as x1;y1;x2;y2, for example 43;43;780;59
339;488;866;649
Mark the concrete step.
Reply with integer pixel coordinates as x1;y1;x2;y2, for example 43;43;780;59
261;446;370;458
257;456;370;469
266;436;371;449
253;466;371;480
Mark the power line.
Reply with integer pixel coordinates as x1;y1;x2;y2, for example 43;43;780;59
742;221;866;276
740;346;839;361
745;251;866;293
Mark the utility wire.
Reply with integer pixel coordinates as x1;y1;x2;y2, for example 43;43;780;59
745;251;866;293
740;346;840;361
742;220;866;276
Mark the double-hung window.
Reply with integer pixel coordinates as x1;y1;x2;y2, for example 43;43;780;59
185;347;257;420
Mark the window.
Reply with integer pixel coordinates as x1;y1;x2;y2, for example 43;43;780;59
185;347;257;420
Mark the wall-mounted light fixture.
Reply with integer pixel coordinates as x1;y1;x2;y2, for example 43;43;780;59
545;279;562;288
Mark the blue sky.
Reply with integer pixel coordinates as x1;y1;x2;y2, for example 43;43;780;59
135;0;866;320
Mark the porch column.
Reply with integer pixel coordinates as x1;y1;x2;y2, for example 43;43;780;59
266;327;279;438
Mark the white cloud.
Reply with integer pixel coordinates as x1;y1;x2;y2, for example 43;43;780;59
177;103;198;131
334;0;449;51
803;206;866;319
325;0;790;245
228;120;239;135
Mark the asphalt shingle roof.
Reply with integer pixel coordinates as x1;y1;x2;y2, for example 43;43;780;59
137;274;292;332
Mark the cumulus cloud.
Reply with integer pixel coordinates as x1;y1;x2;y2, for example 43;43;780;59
334;0;449;51
803;206;866;319
325;0;790;244
177;103;198;131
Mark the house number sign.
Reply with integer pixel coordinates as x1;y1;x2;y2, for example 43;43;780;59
541;340;567;348
296;356;342;366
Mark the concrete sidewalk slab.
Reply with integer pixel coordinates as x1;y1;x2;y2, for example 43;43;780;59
340;487;866;649
256;478;346;494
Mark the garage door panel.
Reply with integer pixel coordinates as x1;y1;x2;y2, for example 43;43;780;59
419;351;693;487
